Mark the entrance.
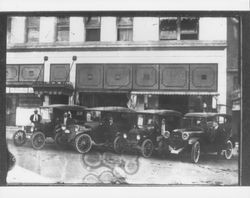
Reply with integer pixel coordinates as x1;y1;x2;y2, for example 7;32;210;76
79;93;128;107
159;95;189;114
50;95;69;104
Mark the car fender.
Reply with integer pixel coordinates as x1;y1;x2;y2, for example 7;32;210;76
188;137;200;145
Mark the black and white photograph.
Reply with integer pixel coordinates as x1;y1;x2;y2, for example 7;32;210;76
3;13;240;185
0;1;250;197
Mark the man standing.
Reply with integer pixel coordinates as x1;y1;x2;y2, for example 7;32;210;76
30;109;42;125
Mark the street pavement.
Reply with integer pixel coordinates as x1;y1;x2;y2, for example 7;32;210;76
6;130;238;185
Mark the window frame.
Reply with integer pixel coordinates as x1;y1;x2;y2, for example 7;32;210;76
159;17;199;41
55;16;70;42
25;16;40;43
84;16;101;42
116;17;133;41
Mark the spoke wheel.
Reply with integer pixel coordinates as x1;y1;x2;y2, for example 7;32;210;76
141;139;154;158
191;141;200;163
224;140;233;160
74;134;92;154
31;132;46;150
55;132;68;147
114;136;127;154
13;130;26;146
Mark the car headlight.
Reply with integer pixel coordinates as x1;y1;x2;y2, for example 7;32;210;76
136;135;141;140
61;126;66;130
75;125;80;132
162;131;170;139
65;129;70;134
123;133;127;139
30;126;34;132
182;132;190;140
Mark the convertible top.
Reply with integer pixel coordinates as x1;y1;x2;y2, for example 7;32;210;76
184;112;231;118
136;109;182;117
86;106;136;113
40;104;87;111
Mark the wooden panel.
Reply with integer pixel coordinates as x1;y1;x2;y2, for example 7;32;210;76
76;64;103;89
190;64;218;91
133;65;159;90
50;64;70;82
19;64;44;81
6;65;19;81
160;64;189;90
104;65;132;89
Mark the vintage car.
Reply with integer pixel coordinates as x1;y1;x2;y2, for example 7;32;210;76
114;109;182;158
164;112;235;163
13;104;87;150
73;106;136;153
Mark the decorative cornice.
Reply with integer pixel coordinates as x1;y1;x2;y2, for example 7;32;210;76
7;40;227;52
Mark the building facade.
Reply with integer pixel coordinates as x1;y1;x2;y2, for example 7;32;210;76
6;15;230;126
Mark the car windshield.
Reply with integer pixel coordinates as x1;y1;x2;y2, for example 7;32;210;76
137;114;159;128
181;117;205;129
85;111;101;122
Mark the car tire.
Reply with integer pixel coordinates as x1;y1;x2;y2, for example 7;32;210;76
141;139;154;158
114;136;127;154
31;131;46;150
74;134;92;154
224;140;233;160
55;132;68;148
191;141;201;163
13;130;26;146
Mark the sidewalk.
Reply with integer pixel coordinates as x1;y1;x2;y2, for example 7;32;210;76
7;165;55;184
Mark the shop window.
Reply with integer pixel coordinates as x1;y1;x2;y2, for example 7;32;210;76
85;16;101;41
26;17;40;43
117;17;133;41
56;17;69;42
159;17;199;40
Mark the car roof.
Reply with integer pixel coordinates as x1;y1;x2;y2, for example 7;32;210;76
86;106;136;113
40;104;87;111
136;109;182;117
184;112;231;118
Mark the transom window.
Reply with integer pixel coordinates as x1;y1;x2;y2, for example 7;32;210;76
56;17;70;42
117;17;133;41
26;17;40;43
159;17;199;40
85;16;101;41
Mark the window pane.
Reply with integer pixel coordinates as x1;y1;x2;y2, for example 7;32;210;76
56;17;69;42
180;17;199;40
57;30;69;42
85;16;101;27
26;17;40;43
86;29;100;41
27;17;40;27
117;29;133;41
159;17;178;40
27;28;39;42
117;17;133;26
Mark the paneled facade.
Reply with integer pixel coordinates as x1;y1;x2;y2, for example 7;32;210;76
6;15;231;126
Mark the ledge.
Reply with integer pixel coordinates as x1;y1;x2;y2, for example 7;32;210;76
7;40;227;52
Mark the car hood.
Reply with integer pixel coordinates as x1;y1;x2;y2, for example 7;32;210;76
128;128;147;135
172;128;204;134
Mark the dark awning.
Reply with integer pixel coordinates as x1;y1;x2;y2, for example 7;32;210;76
32;81;74;96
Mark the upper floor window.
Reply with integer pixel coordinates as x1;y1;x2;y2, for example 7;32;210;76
85;16;101;41
117;17;133;41
159;17;199;40
56;17;70;42
7;17;12;43
26;17;40;43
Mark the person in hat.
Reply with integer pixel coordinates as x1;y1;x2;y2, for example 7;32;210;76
30;109;42;125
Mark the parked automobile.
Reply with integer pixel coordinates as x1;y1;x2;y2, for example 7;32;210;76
114;109;182;158
164;112;235;163
77;106;137;153
13;104;87;150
